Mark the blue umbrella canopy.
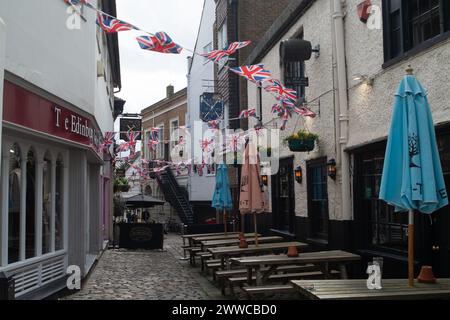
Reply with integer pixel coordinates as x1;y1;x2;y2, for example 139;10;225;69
212;164;233;211
379;68;448;286
379;73;448;213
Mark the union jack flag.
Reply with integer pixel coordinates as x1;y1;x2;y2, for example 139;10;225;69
229;64;272;84
238;108;257;119
207;120;221;129
201;41;252;62
103;132;115;148
147;139;159;152
97;12;138;33
263;79;298;102
137;32;183;54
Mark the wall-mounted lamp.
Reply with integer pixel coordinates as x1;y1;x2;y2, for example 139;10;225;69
327;159;337;180
261;175;268;186
294;166;303;184
352;74;374;86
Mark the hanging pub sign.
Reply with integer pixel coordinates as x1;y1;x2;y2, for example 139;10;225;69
285;76;309;87
120;118;142;141
199;92;224;122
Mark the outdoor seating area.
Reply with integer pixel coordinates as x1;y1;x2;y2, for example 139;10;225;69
177;231;450;300
177;231;360;299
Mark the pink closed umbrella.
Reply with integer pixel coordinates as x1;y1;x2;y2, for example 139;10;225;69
239;141;269;246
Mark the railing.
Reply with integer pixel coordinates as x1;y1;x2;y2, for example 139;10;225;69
0;251;67;298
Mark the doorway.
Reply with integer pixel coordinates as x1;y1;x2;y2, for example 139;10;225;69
307;158;329;242
271;157;295;234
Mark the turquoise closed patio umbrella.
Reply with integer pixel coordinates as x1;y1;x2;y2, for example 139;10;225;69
380;66;448;287
212;164;233;234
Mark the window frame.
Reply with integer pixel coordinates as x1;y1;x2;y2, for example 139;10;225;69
382;0;450;68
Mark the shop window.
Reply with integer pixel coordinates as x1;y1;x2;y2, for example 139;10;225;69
42;152;52;254
55;155;64;251
26;149;36;259
8;144;21;264
383;0;450;62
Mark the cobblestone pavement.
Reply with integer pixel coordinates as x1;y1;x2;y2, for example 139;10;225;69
61;233;226;300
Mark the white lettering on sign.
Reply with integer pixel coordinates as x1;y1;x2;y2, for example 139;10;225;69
53;106;101;148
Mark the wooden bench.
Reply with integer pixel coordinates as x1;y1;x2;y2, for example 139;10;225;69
215;264;317;296
186;247;202;266
242;285;296;299
226;270;340;296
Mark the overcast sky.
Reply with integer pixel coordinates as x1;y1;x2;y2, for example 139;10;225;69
114;0;204;116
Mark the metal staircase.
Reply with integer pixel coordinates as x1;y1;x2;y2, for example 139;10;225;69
157;168;194;225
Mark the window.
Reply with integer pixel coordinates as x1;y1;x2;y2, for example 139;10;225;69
307;158;329;241
203;42;212;63
355;147;408;252
156;125;164;160
42;153;52;255
8;144;21;264
383;0;450;61
55;156;63;251
26;149;36;259
217;21;228;69
283;33;306;100
170;118;179;148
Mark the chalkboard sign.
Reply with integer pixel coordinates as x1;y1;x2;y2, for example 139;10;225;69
118;223;164;250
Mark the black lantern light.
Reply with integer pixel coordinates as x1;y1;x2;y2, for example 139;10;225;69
327;159;337;180
261;175;268;186
294;166;303;184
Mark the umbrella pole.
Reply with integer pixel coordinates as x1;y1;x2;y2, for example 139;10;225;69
253;212;259;247
224;209;227;235
408;210;415;287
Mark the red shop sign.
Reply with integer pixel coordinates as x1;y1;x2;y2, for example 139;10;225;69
3;81;103;152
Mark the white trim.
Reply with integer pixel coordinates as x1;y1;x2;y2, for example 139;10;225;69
1;149;9;267
141;100;187;123
19;155;27;261
0;250;66;273
156;123;164;159
50;159;56;252
169;116;180;150
35;159;44;257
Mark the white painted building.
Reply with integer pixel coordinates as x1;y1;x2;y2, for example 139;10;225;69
186;0;218;213
247;0;450;277
0;0;121;299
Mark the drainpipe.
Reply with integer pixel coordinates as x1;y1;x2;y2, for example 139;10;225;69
332;0;352;221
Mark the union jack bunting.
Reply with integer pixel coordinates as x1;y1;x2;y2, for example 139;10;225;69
137;32;183;54
238;108;257;119
64;0;88;5
201;41;252;62
263;79;298;103
229;64;272;84
207;120;220;129
147;140;159;152
126;131;140;148
103;132;115;148
97;12;138;33
200;138;214;152
293;105;317;118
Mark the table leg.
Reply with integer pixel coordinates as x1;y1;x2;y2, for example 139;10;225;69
255;266;262;286
262;265;277;283
247;266;253;285
338;263;348;279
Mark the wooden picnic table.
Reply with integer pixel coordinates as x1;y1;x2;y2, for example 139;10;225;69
208;241;308;270
192;233;260;245
181;232;240;246
200;236;284;251
230;250;360;286
291;279;450;300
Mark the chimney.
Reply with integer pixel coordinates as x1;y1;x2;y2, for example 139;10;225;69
166;85;174;98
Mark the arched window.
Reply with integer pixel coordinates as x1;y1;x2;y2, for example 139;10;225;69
8;143;21;264
55;155;64;251
26;149;36;259
42;152;52;254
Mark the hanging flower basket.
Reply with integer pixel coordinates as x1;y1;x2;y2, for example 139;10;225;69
288;139;315;152
285;130;318;152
